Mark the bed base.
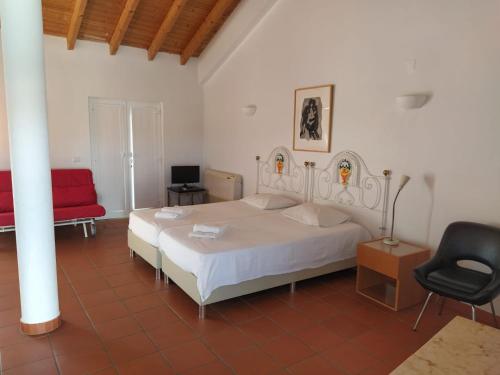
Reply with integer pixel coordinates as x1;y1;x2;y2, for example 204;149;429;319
127;229;162;280
161;250;356;319
128;226;357;319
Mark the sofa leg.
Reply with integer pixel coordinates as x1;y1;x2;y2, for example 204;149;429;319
82;223;88;238
90;219;96;236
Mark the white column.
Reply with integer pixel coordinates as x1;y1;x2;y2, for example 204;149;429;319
0;1;60;333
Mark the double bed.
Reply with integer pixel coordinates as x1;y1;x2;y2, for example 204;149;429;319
128;146;391;318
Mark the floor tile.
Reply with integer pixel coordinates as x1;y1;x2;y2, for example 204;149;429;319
79;289;119;309
222;346;281;375
162;339;217;372
113;282;151;299
201;326;253;356
94;316;142;341
237;317;286;344
105;332;157;365
1;337;53;370
321;340;379;374
117;352;175;375
146;319;198;350
260;334;314;366
86;301;129;324
292;324;345;352
133;305;178;331
322;313;371;339
268;306;315;333
55;348;111;374
180;360;233;375
3;358;58;375
287;355;343;375
123;292;164;313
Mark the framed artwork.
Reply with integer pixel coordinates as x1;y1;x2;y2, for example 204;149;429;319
293;84;334;153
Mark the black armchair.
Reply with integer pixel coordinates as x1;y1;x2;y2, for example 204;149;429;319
413;221;500;330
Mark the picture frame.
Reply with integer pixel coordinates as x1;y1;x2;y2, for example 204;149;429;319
293;84;334;153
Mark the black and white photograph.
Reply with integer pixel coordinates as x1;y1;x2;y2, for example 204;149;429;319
293;84;333;152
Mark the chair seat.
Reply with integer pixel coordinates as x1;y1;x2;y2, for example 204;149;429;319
428;266;491;295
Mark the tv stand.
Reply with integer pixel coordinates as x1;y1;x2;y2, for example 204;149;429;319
167;186;206;206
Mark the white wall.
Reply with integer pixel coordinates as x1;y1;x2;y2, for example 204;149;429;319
0;35;203;184
201;0;500;308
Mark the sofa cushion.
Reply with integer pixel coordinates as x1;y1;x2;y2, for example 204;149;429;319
53;204;106;221
53;186;97;208
0;192;14;213
0;212;14;226
51;169;94;187
0;171;12;192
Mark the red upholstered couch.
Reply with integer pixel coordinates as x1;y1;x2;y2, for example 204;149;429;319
0;169;105;237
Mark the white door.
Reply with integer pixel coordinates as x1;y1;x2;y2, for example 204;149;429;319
129;102;164;209
89;98;130;218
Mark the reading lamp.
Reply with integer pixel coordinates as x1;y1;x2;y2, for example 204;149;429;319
384;175;411;246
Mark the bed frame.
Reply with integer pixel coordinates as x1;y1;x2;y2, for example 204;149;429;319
128;146;391;318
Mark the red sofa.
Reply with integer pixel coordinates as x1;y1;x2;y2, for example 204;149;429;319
0;169;105;237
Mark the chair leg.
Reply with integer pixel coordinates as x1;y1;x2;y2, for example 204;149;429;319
438;296;446;316
82;223;88;238
413;292;433;331
471;305;476;321
490;301;499;328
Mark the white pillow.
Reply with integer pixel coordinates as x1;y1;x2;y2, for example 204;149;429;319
281;203;350;227
241;193;297;210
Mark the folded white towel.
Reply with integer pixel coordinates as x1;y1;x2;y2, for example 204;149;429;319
161;206;187;215
192;224;225;234
189;231;220;239
189;224;227;239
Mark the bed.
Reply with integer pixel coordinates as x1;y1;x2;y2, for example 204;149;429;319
128;200;279;279
157;146;392;318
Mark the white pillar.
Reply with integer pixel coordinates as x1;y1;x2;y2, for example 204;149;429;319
0;1;60;334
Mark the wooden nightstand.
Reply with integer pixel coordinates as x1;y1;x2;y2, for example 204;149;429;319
356;239;430;311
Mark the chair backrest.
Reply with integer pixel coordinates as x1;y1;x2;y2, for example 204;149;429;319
437;221;500;271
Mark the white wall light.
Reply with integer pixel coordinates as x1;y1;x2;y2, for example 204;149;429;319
241;105;257;116
395;94;428;110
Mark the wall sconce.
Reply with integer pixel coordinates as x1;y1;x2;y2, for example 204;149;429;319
395;94;428;110
241;105;257;116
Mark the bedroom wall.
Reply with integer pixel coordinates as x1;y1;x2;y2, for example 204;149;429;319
201;0;500;307
0;35;203;184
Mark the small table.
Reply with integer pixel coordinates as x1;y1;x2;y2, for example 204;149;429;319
356;239;430;311
167;186;207;207
391;316;500;374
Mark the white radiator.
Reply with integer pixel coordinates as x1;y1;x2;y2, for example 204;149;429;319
204;169;242;202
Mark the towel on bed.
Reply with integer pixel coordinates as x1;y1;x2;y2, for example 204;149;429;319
155;206;192;220
189;224;228;239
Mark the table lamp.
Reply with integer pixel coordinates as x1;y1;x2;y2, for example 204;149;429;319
384;175;411;246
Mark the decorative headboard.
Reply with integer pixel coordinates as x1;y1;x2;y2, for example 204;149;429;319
255;147;391;236
255;146;310;202
310;150;391;236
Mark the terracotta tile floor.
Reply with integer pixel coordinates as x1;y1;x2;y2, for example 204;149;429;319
0;219;497;374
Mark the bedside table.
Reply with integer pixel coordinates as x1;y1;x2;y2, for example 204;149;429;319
356;239;430;311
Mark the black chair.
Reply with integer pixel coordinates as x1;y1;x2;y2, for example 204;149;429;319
412;221;500;330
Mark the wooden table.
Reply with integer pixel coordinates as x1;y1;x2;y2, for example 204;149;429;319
356;239;430;311
391;316;500;374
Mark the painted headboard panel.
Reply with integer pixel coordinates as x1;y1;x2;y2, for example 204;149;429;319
310;150;391;236
255;146;310;202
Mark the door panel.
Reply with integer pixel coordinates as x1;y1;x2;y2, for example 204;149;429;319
89;98;129;218
129;102;164;209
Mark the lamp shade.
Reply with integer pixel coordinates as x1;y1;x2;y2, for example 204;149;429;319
399;175;410;189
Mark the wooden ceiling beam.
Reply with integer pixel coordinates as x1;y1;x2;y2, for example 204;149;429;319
148;0;188;61
180;0;234;65
109;0;141;55
67;0;88;50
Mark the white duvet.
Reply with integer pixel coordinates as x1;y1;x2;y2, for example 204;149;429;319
128;200;276;247
158;213;372;302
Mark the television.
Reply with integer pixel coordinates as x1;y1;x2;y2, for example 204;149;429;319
171;165;200;187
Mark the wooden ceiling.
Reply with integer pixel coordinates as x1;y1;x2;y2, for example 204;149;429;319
42;0;241;64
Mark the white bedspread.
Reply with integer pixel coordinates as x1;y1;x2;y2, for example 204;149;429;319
158;213;372;302
128;200;276;247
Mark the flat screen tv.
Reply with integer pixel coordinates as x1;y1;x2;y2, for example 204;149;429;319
171;165;200;187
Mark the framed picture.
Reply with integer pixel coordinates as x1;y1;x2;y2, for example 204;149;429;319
293;84;334;153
